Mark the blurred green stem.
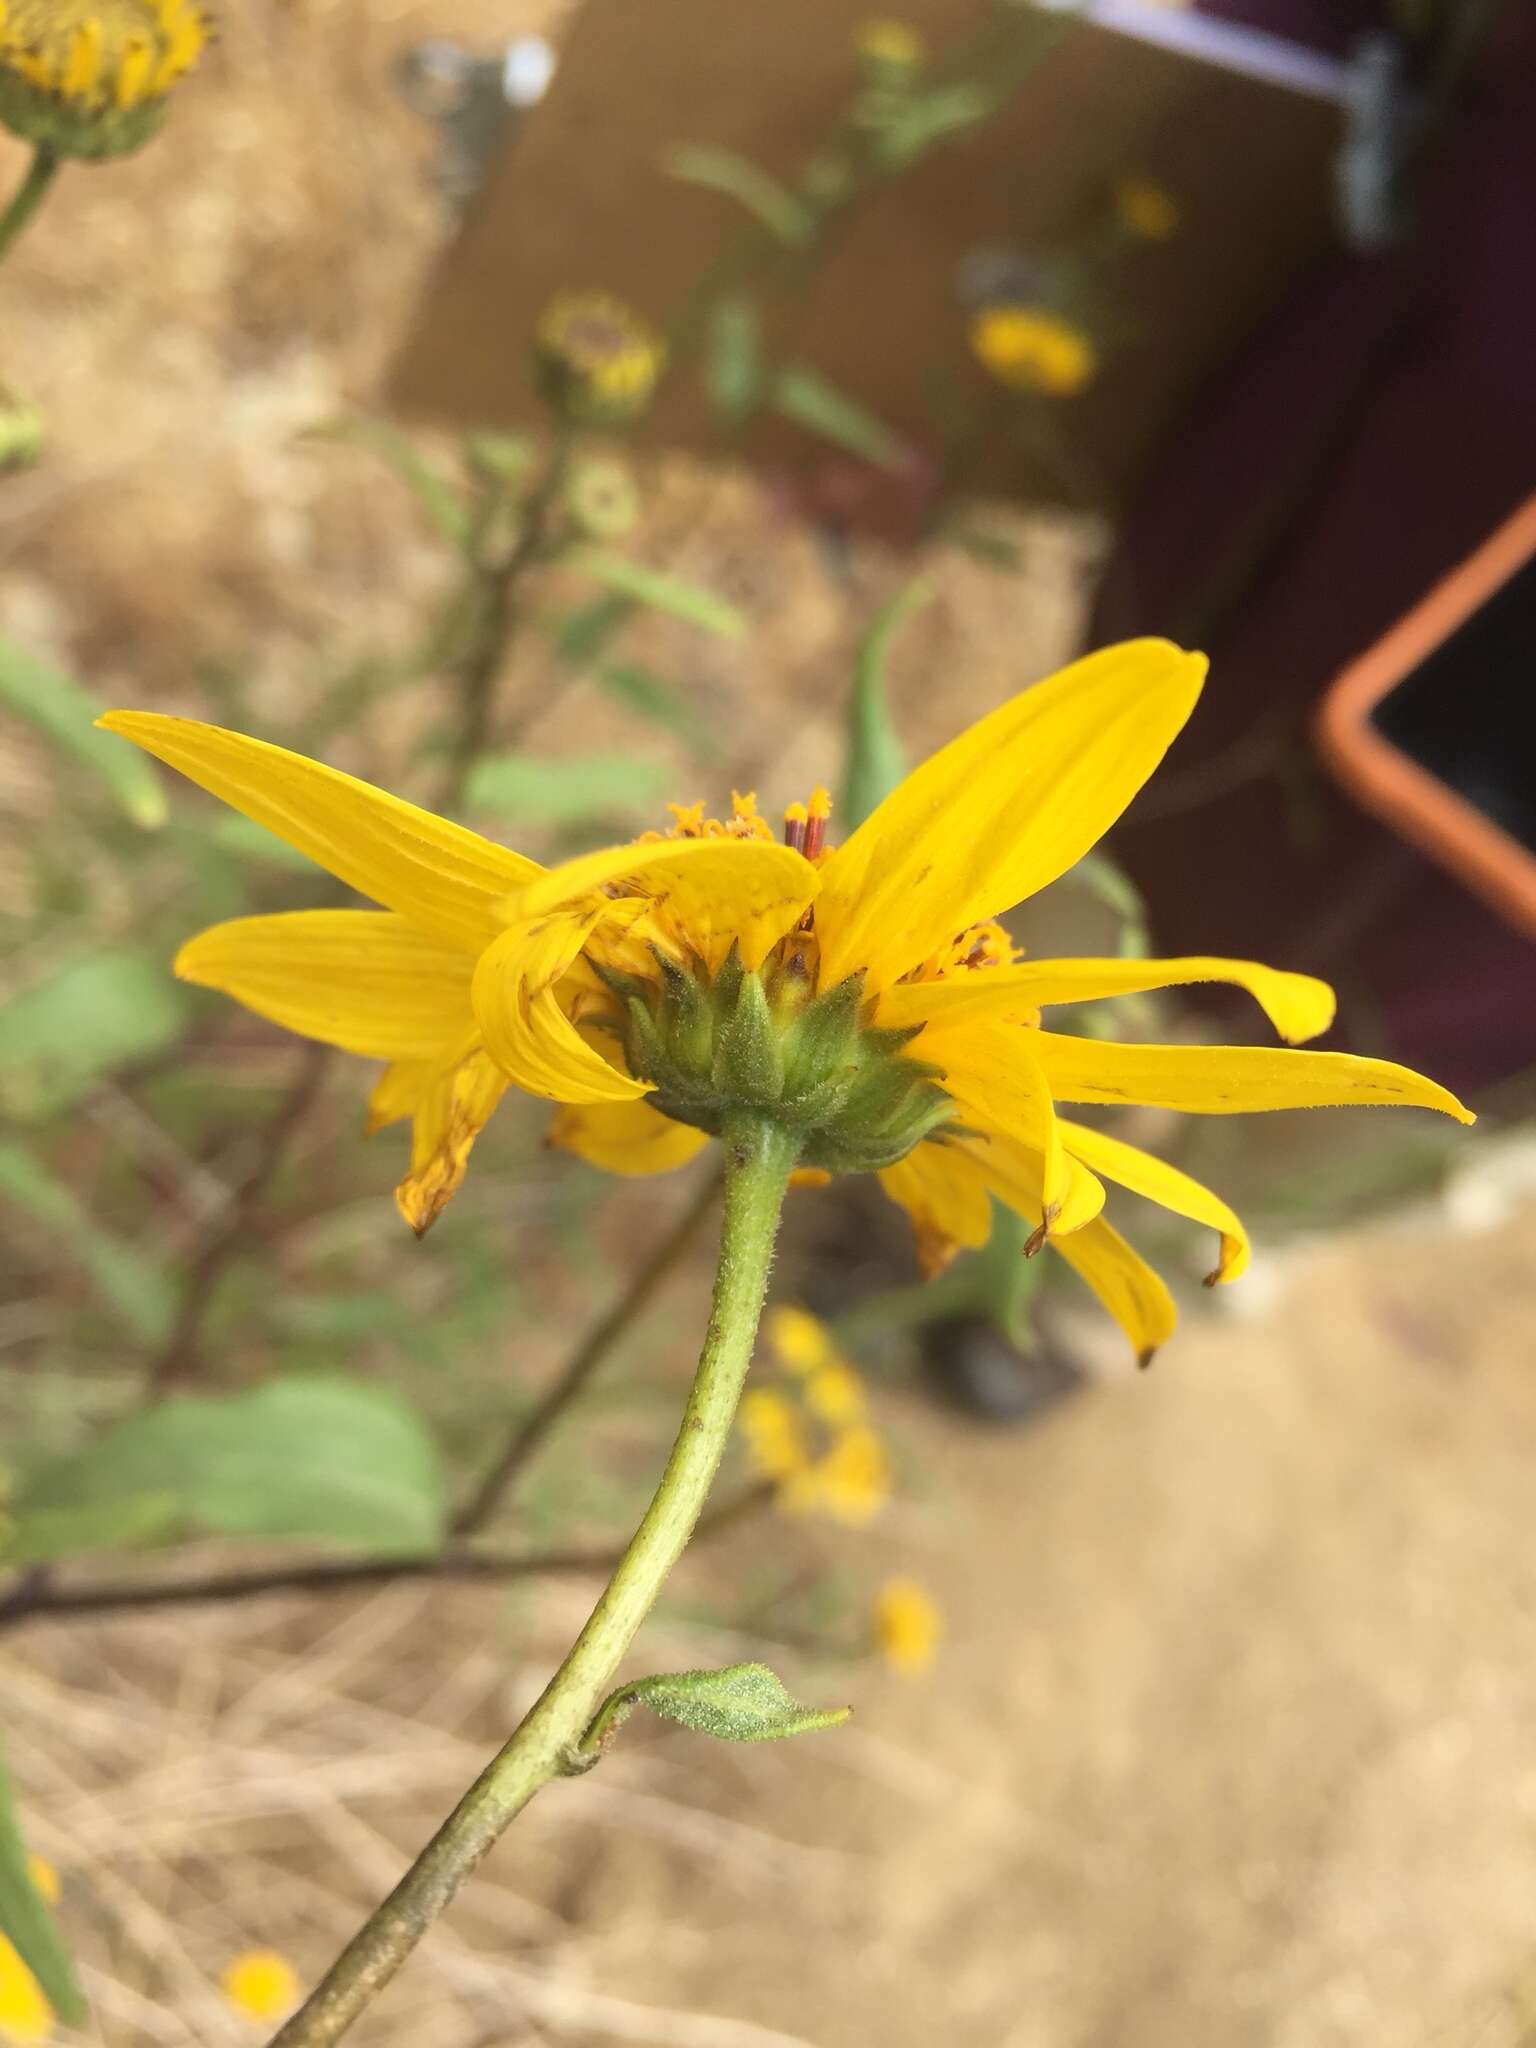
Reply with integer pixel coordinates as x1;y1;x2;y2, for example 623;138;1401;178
0;149;59;268
267;1115;798;2048
441;424;577;802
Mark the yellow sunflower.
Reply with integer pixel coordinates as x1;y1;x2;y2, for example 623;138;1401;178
100;639;1470;1364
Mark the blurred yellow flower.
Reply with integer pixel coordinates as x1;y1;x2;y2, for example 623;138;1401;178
803;1358;866;1429
1115;176;1180;241
738;1387;811;1484
873;1577;941;1674
219;1949;300;2024
856;18;923;68
794;1424;891;1526
0;1861;60;2048
0;0;209;158
971;306;1097;397
533;291;665;425
766;1304;836;1377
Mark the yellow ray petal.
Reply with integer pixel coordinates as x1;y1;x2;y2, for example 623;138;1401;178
878;1139;994;1273
473;911;650;1104
1034;1032;1475;1122
176;912;475;1060
98;713;541;953
879;954;1336;1045
813;639;1207;991
913;1018;1102;1238
958;1122;1106;1244
367;1056;442;1133
547;1098;710;1176
1059;1118;1249;1283
493;835;818;972
396;1047;508;1237
1051;1216;1179;1367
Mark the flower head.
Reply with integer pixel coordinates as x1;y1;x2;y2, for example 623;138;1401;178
101;638;1470;1364
0;0;209;159
971;305;1097;397
1115;175;1180;242
533;292;664;426
219;1949;299;2024
873;1577;940;1674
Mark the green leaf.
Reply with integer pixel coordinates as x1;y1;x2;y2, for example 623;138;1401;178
842;579;933;828
0;1141;177;1347
0;949;191;1121
666;145;815;247
870;81;999;168
14;1376;448;1558
770;364;907;469
0;636;165;827
547;592;637;670
186;811;324;871
581;1661;850;1758
0;1492;182;1568
1066;850;1151;958
464;750;669;828
944;525;1025;571
595;660;713;753
969;1199;1048;1345
0;1747;86;2026
706;294;765;425
569;549;745;639
308;415;472;552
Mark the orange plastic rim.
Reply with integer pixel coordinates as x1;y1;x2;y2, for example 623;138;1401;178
1316;494;1536;940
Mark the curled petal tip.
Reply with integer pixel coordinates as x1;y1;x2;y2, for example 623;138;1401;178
1024;1204;1058;1258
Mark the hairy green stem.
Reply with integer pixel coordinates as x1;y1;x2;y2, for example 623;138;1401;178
267;1115;799;2048
0;149;59;267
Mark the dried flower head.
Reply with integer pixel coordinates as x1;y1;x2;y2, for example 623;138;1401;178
533;292;665;426
1115;175;1180;242
0;0;209;158
971;304;1097;397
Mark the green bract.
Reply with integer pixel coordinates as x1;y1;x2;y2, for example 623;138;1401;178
601;946;957;1173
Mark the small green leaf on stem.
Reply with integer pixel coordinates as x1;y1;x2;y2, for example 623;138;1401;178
771;364;907;470
666;145;816;247
579;1661;850;1760
570;549;745;639
0;1745;85;2026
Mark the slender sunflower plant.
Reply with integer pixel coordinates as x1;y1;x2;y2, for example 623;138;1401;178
100;638;1468;2044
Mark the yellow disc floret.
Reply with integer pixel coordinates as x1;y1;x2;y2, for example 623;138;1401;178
0;0;208;156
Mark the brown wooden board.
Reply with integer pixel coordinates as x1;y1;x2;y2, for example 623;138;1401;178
389;1;1340;511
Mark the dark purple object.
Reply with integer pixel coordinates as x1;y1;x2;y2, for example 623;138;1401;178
1093;0;1536;1094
